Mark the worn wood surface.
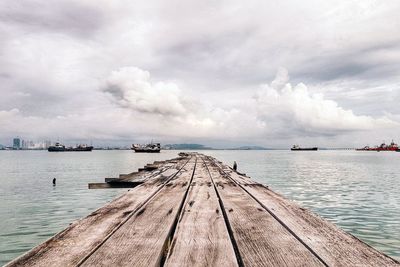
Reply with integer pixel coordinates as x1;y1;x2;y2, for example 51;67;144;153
204;156;324;267
5;157;190;267
80;157;197;266
165;160;238;267
6;153;399;267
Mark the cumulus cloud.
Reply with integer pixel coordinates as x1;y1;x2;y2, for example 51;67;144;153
0;66;398;147
255;68;396;136
98;67;258;140
103;67;188;116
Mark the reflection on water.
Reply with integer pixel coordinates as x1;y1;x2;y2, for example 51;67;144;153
0;150;399;264
0;150;179;265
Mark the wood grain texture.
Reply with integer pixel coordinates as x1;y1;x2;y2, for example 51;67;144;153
243;184;399;267
118;160;174;182
165;160;238;267
6;157;191;267
211;156;400;267
205;156;324;267
80;157;197;267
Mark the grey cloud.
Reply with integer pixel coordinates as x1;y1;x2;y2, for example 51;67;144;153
103;85;125;101
0;72;11;79
0;0;106;37
294;41;400;82
142;0;400;90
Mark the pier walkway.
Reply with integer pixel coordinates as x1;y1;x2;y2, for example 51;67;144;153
6;153;399;266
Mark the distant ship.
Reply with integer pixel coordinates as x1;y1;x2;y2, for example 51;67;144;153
48;142;93;152
356;140;398;152
131;143;161;153
69;144;94;152
48;142;65;152
291;145;318;151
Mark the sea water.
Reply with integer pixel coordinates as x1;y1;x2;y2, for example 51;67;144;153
0;150;399;264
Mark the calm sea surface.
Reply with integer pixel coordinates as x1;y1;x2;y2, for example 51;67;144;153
0;150;399;264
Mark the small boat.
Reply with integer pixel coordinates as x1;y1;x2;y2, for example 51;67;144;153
48;143;93;152
131;143;161;153
291;145;318;151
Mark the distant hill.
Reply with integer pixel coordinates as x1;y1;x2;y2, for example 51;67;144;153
163;144;213;150
163;144;270;150
229;146;269;150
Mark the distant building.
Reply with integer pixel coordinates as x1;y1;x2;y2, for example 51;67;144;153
13;138;21;150
22;139;32;149
44;140;51;149
22;139;30;149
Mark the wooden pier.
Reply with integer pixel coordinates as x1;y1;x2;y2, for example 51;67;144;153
6;153;399;266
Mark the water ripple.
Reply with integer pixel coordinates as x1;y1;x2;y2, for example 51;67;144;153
0;150;399;264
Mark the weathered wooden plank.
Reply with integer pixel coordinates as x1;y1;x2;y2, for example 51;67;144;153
117;158;179;182
204;155;324;267
104;178;118;182
210;156;400;267
79;157;197;266
118;162;173;182
165;160;238;267
106;159;178;187
88;182;143;189
6;156;191;267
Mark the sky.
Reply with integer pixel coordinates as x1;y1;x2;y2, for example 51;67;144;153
0;0;399;148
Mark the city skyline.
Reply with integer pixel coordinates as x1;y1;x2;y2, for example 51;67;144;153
4;137;73;150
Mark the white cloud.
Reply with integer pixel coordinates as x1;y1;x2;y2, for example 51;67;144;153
103;67;188;116
254;68;396;136
0;67;398;147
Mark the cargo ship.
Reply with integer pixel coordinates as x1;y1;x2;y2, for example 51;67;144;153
131;143;161;153
291;145;318;151
48;142;93;152
356;140;398;151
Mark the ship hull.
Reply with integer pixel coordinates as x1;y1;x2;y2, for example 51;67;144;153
48;147;66;152
48;146;93;152
132;148;160;153
291;147;318;151
357;148;398;151
67;147;93;152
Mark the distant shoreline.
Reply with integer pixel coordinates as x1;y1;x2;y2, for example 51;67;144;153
0;148;358;151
